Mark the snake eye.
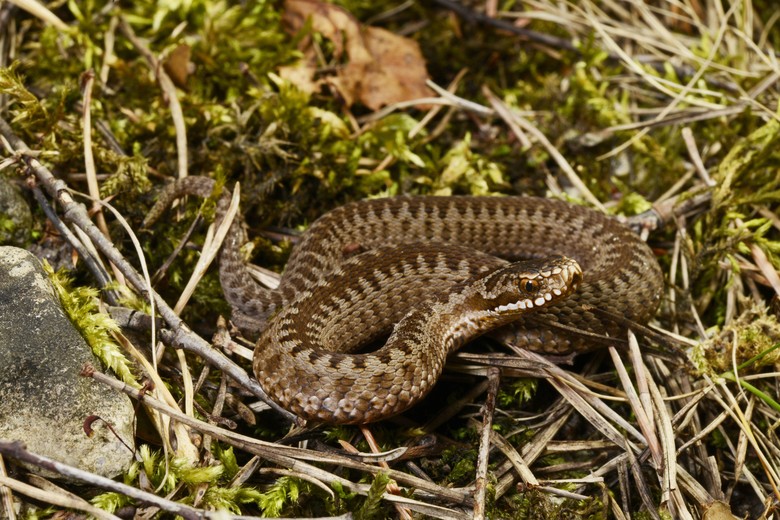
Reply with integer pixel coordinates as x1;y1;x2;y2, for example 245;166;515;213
524;279;537;292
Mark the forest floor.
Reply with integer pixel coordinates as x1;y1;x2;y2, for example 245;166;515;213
1;1;780;518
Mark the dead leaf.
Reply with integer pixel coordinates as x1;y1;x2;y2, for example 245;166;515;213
278;47;322;94
278;63;317;94
283;0;433;110
701;501;738;520
163;44;192;90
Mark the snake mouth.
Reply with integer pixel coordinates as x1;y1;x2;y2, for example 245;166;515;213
493;257;582;314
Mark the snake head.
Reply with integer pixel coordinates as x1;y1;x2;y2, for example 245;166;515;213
479;255;582;315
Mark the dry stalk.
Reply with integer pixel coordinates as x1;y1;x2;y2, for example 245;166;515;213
0;115;298;425
117;17;188;180
0;455;15;520
472;367;500;519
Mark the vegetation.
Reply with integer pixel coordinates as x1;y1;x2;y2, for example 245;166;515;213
1;0;779;518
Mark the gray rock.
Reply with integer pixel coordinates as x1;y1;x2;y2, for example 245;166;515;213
0;176;32;246
0;247;134;480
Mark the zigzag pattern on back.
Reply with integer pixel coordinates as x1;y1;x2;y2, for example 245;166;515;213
147;177;663;424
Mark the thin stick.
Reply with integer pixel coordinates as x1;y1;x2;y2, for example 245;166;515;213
355;427;413;520
118;17;188;180
681;127;715;187
81;70;109;238
481;85;532;149
99;16;118;86
473;367;500;520
0;456;15;520
0;114;297;424
4;0;67;30
0;449;190;520
503;109;605;210
81;70;128;289
28;183;114;298
85;368;476;508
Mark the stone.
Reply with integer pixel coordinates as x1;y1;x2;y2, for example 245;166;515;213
0;176;32;246
0;247;134;480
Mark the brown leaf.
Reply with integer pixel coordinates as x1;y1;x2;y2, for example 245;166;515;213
278;47;322;94
701;501;738;520
163;44;192;90
283;0;433;109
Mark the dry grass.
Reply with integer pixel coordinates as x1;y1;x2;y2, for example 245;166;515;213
1;0;779;518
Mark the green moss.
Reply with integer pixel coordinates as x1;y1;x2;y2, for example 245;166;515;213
44;261;137;386
353;472;390;520
109;444;288;516
444;450;477;485
214;444;240;480
6;0;780;516
0;213;18;240
97;149;152;198
90;491;133;514
16;506;57;520
682;115;780;329
497;378;539;409
197;485;266;514
428;133;508;195
508;487;607;519
0;64;50;127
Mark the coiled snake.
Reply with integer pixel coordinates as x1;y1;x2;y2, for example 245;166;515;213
147;177;663;424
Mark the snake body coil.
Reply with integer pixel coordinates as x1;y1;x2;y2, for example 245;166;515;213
147;177;663;424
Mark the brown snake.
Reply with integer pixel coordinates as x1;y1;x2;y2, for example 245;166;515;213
147;177;663;424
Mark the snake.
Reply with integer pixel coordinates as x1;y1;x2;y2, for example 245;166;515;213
146;177;663;424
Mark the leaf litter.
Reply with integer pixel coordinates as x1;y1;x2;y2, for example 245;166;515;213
0;0;779;518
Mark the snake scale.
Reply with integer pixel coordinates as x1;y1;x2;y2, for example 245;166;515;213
147;177;663;424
